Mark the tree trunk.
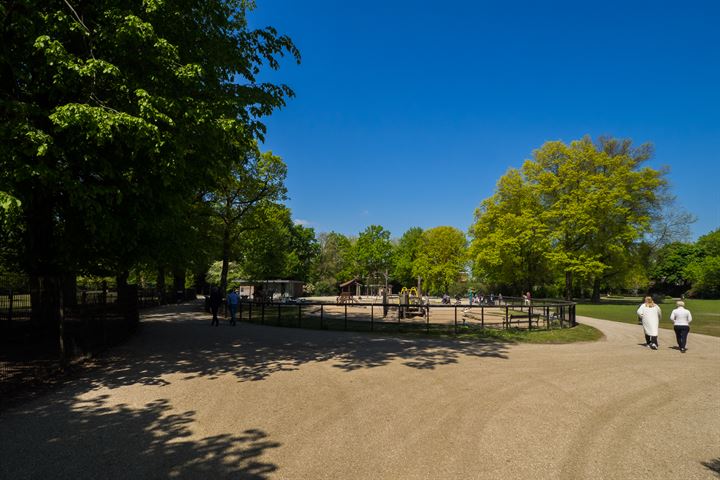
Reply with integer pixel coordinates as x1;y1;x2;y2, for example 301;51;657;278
156;266;166;304
117;271;139;332
173;269;185;302
591;277;602;303
30;274;61;333
564;271;573;300
220;225;231;295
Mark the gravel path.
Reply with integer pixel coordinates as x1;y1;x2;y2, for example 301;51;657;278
1;302;718;479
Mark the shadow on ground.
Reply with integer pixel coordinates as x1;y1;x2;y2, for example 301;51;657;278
73;301;511;390
0;392;279;479
703;458;720;477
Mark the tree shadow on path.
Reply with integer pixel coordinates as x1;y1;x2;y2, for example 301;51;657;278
79;301;512;390
0;393;279;479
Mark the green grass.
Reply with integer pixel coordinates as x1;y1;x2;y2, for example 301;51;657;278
576;297;720;337
451;323;604;343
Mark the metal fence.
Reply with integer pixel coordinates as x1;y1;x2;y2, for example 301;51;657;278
230;296;576;335
0;285;163;406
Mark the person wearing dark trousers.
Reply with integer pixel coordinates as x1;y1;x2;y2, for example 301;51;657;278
670;300;692;353
209;286;222;327
637;296;661;349
227;288;239;326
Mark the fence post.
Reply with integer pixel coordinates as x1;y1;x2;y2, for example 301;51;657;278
454;305;457;335
426;304;430;334
239;302;243;323
320;304;324;329
344;303;347;330
8;290;12;323
261;301;265;324
370;304;374;332
505;304;509;329
481;305;484;329
278;302;281;325
529;305;533;330
298;304;302;328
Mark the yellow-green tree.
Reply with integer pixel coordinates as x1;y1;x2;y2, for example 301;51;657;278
413;226;467;295
471;137;667;300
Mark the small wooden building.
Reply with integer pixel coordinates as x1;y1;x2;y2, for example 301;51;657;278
339;278;362;297
232;279;304;301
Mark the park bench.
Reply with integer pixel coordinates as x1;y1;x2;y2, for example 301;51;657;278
507;312;543;328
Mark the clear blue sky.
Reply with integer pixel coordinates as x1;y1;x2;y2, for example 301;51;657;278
248;0;720;240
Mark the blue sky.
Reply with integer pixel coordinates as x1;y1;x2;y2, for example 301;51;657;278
248;0;720;240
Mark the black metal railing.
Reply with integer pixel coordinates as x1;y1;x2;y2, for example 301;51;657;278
229;296;576;335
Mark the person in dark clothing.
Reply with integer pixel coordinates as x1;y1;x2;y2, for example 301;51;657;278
209;286;222;326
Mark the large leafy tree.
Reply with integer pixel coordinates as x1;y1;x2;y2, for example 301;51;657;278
526;137;665;300
312;232;355;294
469;169;553;294
413;226;467;295
649;242;699;296
236;202;318;283
392;227;423;288
0;0;299;324
685;229;720;298
355;225;394;287
205;149;287;293
470;137;667;300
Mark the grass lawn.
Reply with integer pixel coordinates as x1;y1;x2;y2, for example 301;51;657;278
452;323;604;344
576;297;720;337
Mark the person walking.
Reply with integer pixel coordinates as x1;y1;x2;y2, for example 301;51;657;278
209;286;222;327
637;296;662;349
227;288;240;326
670;300;692;353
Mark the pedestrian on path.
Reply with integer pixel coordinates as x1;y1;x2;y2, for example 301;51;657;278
227;288;239;326
637;296;661;349
670;300;693;353
209;286;222;327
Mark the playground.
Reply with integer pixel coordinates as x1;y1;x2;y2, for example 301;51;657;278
1;300;718;479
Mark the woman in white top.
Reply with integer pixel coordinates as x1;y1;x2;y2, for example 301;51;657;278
637;296;661;350
670;301;693;353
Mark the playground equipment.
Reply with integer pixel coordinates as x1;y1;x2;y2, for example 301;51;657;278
398;287;425;318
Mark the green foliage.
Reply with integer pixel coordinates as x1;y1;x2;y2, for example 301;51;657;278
0;0;299;284
685;229;720;298
355;225;394;280
650;242;698;294
412;226;467;295
309;232;355;294
392;227;423;287
470;136;667;299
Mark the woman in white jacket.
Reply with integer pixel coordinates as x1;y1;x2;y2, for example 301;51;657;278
670;301;692;353
637;296;661;350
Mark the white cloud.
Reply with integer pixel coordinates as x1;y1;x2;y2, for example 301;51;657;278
293;218;311;226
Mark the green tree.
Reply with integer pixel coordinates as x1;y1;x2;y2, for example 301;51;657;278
686;229;720;298
413;226;467;295
650;242;699;295
355;225;394;287
392;227;423;288
469;169;553;294
312;232;355;294
525;137;665;300
205;149;287;293
0;1;299;327
470;137;668;300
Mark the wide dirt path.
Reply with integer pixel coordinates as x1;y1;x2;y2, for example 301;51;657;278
1;302;718;479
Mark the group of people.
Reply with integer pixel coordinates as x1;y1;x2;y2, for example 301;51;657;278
637;296;693;352
208;286;240;327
